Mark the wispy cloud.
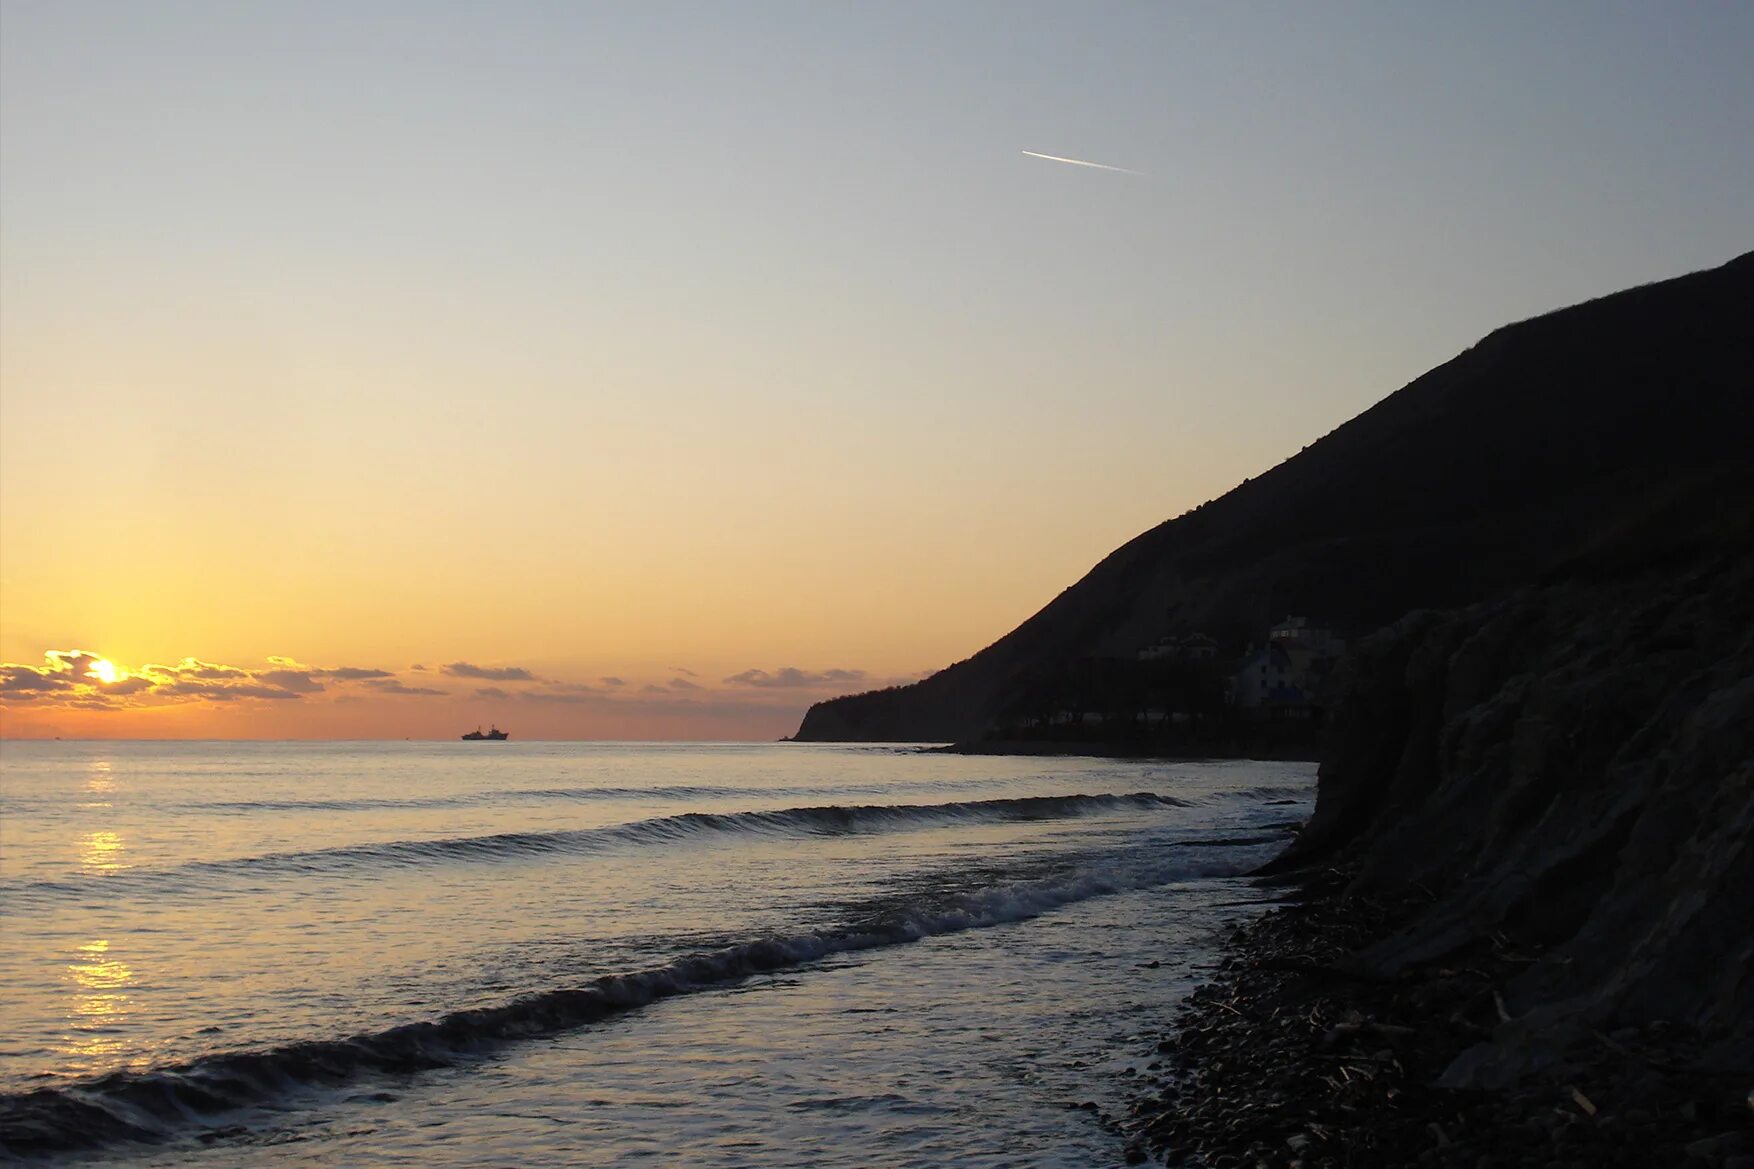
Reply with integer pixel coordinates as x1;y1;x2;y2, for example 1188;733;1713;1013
364;679;450;697
143;657;248;681
156;681;304;702
267;657;391;682
317;666;394;681
723;667;868;689
1020;149;1140;175
441;662;537;682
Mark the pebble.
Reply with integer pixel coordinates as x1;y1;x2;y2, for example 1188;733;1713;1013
1124;876;1738;1168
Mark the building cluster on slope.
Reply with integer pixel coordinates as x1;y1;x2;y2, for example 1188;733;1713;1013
1136;632;1220;662
1139;615;1345;721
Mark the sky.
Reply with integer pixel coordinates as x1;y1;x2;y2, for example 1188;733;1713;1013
3;1;1751;739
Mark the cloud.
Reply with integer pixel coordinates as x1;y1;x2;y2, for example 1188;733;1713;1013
3;651;837;727
364;679;450;696
584;692;835;721
154;680;302;701
442;662;537;681
314;666;394;681
142;657;248;681
0;665;79;694
263;657;390;683
515;690;600;704
45;650;119;679
723;667;868;689
256;669;327;694
3;652;306;707
140;656;328;701
0;650;444;713
470;679;602;704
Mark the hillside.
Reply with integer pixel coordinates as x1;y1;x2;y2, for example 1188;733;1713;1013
795;251;1754;743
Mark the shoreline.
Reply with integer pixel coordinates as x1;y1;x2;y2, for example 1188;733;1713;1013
923;739;1321;763
1120;867;1750;1168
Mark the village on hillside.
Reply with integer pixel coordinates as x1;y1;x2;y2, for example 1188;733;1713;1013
990;616;1348;750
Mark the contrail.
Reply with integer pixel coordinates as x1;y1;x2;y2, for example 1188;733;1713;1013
1020;150;1140;175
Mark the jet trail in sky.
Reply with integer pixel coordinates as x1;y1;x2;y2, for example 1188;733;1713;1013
1020;150;1141;175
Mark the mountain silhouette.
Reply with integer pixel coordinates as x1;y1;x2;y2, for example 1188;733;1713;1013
796;251;1754;742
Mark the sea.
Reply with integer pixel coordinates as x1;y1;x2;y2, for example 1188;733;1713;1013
0;741;1313;1167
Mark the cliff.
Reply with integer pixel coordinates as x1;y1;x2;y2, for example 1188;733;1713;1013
795;251;1754;743
1264;462;1754;1080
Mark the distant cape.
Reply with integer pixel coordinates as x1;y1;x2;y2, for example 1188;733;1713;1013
795;251;1754;742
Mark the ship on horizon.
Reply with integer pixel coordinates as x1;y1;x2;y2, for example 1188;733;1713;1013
461;725;509;741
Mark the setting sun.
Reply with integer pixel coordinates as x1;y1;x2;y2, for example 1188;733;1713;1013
86;659;119;685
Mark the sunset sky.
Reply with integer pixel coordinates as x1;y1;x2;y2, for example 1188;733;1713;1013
4;2;1751;739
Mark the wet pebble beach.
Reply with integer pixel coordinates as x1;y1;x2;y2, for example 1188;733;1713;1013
1122;869;1754;1168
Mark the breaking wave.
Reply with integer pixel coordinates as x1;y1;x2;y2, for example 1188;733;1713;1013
1;793;1188;910
188;776;1016;815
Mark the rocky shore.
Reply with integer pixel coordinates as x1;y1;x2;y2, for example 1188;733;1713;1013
1121;868;1754;1168
926;739;1320;762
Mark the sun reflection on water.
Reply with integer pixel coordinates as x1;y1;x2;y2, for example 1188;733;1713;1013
62;940;136;1067
79;759;114;809
76;758;130;872
79;830;128;872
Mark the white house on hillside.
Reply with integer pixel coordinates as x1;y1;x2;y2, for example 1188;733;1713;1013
1268;615;1345;657
1230;643;1306;711
1231;617;1346;717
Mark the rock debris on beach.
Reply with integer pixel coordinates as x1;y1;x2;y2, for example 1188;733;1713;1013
1121;873;1754;1168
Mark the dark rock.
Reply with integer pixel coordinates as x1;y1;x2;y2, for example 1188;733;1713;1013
1268;551;1754;1087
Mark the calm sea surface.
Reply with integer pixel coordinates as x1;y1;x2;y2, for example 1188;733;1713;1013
0;741;1312;1166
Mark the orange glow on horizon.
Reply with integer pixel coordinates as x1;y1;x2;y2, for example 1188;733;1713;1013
0;647;918;741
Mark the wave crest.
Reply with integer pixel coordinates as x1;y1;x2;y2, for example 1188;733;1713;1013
2;793;1188;909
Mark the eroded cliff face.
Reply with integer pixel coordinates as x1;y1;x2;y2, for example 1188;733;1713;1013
1278;529;1754;1085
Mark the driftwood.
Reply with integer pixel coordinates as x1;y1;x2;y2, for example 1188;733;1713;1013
1320;1020;1418;1049
1251;957;1399;984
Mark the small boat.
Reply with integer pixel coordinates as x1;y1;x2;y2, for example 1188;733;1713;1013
461;725;509;741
